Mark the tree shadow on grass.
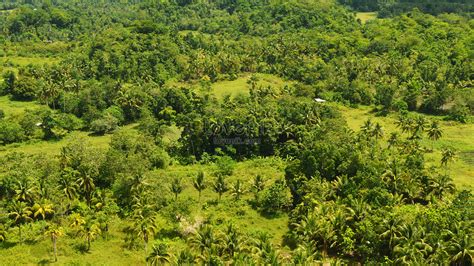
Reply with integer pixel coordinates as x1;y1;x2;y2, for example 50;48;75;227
74;243;90;254
0;241;17;249
37;258;52;265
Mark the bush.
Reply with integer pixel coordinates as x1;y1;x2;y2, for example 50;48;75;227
215;156;235;176
0;120;25;144
11;77;39;101
42;112;83;139
103;106;125;124
260;180;292;215
0;109;4;119
90;114;119;135
150;148;170;169
447;103;470;123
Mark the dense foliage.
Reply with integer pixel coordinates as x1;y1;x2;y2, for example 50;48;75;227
0;0;473;264
339;0;474;16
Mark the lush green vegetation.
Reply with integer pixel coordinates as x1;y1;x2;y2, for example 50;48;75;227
0;0;472;265
340;0;474;16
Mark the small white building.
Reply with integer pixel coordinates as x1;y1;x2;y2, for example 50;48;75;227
314;98;326;103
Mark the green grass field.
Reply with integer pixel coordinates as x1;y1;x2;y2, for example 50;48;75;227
1;56;60;66
356;12;377;23
0;96;44;118
211;73;291;99
339;105;473;189
0;131;112;156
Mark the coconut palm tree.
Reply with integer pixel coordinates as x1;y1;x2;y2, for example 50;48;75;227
58;167;79;201
252;175;265;203
395;115;408;133
213;175;228;202
292;244;318;265
170;177;184;200
147;243;172;265
135;215;158;253
381;215;404;252
32;200;54;220
412;115;428;138
252;232;280;265
360;119;374;140
15;177;36;204
8;201;33;243
220;223;246;259
77;173;95;207
372;122;384;142
230;180;245;201
176;248;195;264
441;148;456;168
388;132;400;149
190;225;218;255
293;205;337;258
445;223;473;265
45;224;63;262
193;171;207;201
427;121;442;143
428;174;455;199
0;224;7;242
393;223;432;263
76;219;101;251
69;213;86;228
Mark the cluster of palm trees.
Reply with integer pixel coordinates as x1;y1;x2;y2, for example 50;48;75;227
145;223;289;265
5;178;55;243
169;172;267;204
395;114;443;143
288;193;473;264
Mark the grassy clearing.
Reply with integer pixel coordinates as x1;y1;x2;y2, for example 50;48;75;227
165;73;292;100
0;96;43;118
0;56;60;77
339;104;473;189
0;217;144;265
211;73;291;99
1;56;60;66
152;156;289;246
0;131;112;156
356;12;377;23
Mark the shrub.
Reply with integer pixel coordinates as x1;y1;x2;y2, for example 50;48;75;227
150;148;170;169
447;103;470;123
103;106;125;124
215;156;235;177
260;179;292;216
90;114;119;135
0;120;25;144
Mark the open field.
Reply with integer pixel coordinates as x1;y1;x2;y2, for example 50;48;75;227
339;104;473;189
165;73;292;100
0;131;111;156
0;96;43;118
356;12;377;23
211;73;291;99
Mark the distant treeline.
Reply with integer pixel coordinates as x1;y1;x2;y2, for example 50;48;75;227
339;0;474;16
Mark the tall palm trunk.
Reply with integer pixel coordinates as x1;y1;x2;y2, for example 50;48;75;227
144;232;148;254
18;225;22;243
53;236;58;261
322;240;328;259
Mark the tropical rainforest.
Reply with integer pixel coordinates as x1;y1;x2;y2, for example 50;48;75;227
0;0;473;265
